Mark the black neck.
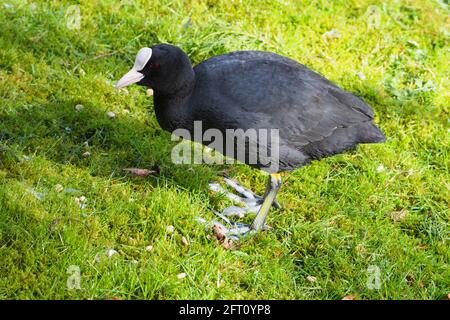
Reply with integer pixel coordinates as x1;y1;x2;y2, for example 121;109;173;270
153;82;195;133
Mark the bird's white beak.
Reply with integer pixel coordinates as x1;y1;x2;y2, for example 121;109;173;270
115;68;144;89
116;47;152;89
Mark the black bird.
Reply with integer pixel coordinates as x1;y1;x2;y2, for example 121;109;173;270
116;44;385;236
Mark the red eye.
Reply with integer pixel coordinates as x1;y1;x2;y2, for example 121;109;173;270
150;63;161;69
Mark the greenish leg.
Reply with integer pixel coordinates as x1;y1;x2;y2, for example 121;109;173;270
251;173;282;231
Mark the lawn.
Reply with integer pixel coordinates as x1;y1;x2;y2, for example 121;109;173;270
0;0;448;299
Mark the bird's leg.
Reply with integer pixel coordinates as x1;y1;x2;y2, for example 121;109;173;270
257;178;283;210
251;173;282;231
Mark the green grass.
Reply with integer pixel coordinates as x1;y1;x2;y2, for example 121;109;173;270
0;0;448;300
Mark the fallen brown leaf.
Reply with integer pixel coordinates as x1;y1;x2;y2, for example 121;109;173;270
123;168;155;177
390;210;407;222
212;224;227;241
181;236;189;246
210;224;236;250
221;238;234;250
342;295;357;300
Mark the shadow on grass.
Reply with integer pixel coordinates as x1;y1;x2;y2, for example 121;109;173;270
0;99;226;194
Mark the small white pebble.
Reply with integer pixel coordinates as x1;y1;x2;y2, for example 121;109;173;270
82;151;91;158
356;72;366;80
55;184;64;193
78;196;87;203
145;245;153;252
166;225;175;233
146;89;154;96
376;164;385;173
322;29;341;40
177;273;187;279
107;249;118;257
106;111;116;118
307;276;317;283
75;104;84;112
181;236;189;246
407;39;419;47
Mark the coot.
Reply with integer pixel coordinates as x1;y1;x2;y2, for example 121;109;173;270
116;44;385;237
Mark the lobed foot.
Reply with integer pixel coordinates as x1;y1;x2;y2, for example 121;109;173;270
197;176;281;241
209;177;282;219
208;181;261;218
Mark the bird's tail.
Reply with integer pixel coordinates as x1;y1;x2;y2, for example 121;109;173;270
359;122;386;144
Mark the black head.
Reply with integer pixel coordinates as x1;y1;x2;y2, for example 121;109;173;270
116;44;194;96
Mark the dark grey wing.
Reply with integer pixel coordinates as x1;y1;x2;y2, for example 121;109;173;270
273;81;374;147
194;50;375;121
